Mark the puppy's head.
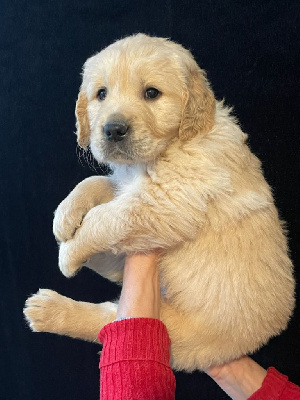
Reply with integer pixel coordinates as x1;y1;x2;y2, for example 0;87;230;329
76;34;215;164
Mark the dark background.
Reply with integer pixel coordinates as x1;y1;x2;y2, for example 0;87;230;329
1;0;299;399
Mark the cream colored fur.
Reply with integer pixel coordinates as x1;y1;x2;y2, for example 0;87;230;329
24;34;295;371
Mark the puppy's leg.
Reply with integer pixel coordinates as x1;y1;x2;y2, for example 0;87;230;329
161;302;244;372
58;189;205;277
53;176;115;243
24;289;117;342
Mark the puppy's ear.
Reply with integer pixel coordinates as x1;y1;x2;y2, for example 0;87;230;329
75;90;90;149
179;67;215;141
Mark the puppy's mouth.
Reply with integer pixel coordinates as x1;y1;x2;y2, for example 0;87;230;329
90;132;149;164
91;115;165;164
96;117;138;163
91;131;161;165
102;140;137;163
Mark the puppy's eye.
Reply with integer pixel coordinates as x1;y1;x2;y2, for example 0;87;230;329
97;88;107;101
145;87;161;100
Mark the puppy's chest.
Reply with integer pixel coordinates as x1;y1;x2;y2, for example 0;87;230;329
111;164;148;197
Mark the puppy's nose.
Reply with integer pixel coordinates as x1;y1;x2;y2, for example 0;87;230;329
104;122;129;142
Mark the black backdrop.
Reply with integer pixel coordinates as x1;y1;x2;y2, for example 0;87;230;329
1;1;299;399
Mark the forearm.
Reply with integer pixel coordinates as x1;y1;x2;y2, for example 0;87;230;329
99;253;176;400
116;253;160;319
207;356;267;400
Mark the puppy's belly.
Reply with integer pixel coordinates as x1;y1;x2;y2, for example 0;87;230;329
86;251;125;282
159;216;294;338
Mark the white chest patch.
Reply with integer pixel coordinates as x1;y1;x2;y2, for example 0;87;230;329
110;163;148;197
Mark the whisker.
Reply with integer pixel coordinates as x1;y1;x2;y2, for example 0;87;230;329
76;145;110;175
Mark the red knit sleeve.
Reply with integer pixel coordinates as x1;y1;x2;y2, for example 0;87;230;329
248;367;300;400
98;318;176;400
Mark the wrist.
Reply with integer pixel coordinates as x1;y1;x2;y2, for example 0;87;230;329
207;357;267;400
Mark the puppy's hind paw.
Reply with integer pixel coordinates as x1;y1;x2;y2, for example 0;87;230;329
23;289;70;334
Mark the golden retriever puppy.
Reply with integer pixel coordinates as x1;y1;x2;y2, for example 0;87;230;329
24;34;295;371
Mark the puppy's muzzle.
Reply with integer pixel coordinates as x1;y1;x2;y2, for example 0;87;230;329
104;121;129;142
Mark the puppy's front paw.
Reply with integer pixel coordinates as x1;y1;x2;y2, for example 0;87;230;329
53;201;86;243
24;289;71;334
58;240;85;278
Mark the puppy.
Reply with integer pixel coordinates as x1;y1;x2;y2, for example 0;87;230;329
24;34;295;371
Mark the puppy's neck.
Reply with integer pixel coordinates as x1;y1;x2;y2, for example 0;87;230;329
109;162;149;188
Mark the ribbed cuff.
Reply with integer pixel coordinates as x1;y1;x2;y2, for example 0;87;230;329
249;367;291;399
98;318;171;368
98;318;175;400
